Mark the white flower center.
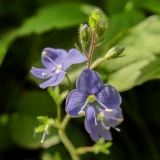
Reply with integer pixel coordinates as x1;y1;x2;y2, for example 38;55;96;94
55;64;62;73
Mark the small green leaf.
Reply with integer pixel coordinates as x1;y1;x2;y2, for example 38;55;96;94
60;90;69;102
35;125;46;133
37;116;49;124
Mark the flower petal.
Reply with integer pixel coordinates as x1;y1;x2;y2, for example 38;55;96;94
97;122;112;141
30;68;53;79
103;107;123;126
42;48;67;69
39;71;66;89
97;84;122;110
84;119;99;142
76;68;103;95
65;89;87;116
62;49;87;71
86;103;97;125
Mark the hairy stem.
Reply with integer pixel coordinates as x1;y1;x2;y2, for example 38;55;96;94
88;30;96;69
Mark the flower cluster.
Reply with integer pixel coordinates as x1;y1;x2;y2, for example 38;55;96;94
30;8;124;143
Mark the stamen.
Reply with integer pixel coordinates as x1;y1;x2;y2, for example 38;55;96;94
40;129;47;143
80;101;89;112
78;111;85;116
115;127;120;132
42;72;47;77
105;108;113;112
42;51;47;57
42;51;58;66
97;101;113;112
117;118;124;122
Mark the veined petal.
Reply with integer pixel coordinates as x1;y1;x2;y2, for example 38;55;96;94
62;49;87;71
84;119;99;142
97;122;112;141
42;48;67;69
76;68;103;95
39;71;66;89
86;103;97;125
97;84;122;110
65;89;87;116
30;68;53;79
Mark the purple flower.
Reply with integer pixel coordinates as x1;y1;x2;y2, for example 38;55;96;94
84;107;123;142
30;48;87;89
65;68;122;125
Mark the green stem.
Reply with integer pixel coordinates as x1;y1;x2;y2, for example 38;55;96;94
65;74;73;90
58;130;80;160
61;114;71;129
59;114;80;160
57;106;61;122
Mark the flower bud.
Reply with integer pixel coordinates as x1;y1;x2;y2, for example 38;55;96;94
97;21;108;38
89;8;101;30
104;46;125;60
79;24;91;46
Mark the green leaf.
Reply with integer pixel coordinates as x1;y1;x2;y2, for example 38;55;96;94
101;15;160;91
37;116;49;124
0;30;18;65
104;10;145;43
0;2;87;66
35;125;46;133
17;2;86;35
142;0;160;14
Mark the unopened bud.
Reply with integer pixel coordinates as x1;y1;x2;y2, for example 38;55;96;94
104;46;125;60
79;24;91;46
89;8;102;30
97;21;108;38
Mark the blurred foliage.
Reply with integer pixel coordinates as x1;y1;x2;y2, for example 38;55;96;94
0;0;160;160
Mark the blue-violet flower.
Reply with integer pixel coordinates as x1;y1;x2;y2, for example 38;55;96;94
30;48;87;89
85;107;123;142
65;68;122;125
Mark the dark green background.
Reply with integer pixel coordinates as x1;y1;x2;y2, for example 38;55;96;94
0;0;160;159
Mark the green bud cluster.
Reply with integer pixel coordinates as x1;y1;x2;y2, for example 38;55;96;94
79;8;108;47
89;9;108;40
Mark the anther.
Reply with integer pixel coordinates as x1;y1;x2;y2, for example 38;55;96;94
115;127;120;132
42;51;47;57
105;108;113;112
117;118;124;122
78;111;85;116
42;72;47;77
105;126;110;130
